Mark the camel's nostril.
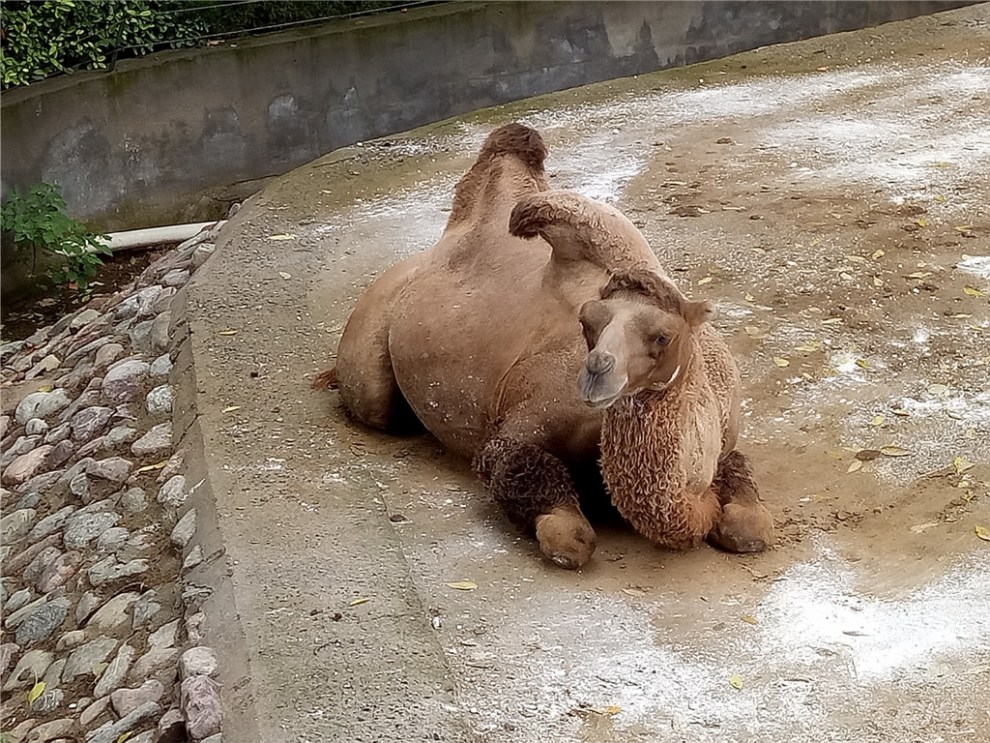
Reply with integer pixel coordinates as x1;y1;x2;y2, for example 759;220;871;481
587;350;615;375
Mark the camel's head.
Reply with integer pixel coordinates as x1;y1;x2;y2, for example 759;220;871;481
577;269;713;408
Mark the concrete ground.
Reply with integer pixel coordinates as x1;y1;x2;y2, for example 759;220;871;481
183;5;989;742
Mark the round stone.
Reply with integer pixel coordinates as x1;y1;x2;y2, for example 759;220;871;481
2;448;53;486
64;512;121;550
25;418;49;436
145;385;173;415
130;423;172;457
102;361;150;404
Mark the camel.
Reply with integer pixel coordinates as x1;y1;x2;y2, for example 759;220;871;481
320;122;772;568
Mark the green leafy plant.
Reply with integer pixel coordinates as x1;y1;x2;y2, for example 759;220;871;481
1;182;111;291
1;0;207;89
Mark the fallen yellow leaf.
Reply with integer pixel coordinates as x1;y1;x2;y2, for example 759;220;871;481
975;525;990;542
773;357;790;368
821;318;843;325
953;456;975;475
27;681;46;705
218;329;238;336
36;385;53;393
446;581;478;591
740;614;758;625
915;218;928;228
745;293;756;302
847;460;864;473
880;446;913;457
222;405;241;413
963;286;983;298
855;359;870;370
729;674;744;690
135;461;167;473
278;271;292;280
869;415;885;427
116;733;134;743
349;597;370;606
871;249;885;260
267;234;297;241
697;276;713;286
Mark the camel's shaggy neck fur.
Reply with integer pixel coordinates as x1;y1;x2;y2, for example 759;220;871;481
599;331;724;549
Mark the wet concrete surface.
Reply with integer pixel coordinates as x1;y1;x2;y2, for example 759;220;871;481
185;5;989;742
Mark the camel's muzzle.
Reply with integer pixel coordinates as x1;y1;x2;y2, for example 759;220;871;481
577;363;627;409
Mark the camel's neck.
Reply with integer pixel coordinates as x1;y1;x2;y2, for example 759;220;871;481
600;338;704;477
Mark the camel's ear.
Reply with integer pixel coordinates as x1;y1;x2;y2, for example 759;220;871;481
508;195;553;239
683;299;715;327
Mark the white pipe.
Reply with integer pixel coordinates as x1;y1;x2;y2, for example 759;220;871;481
97;220;227;252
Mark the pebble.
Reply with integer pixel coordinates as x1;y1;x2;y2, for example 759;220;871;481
64;511;121;550
102;360;150;404
86;592;140;632
96;526;130;553
4;594;49;628
0;642;17;677
146;384;174;414
87;700;161;743
181;674;223;739
14;389;71;424
70;406;113;441
149;353;172;378
15;597;70;645
183;545;203;571
79;694;110;727
48;440;76;467
161;268;190;288
180;646;218;679
94;342;125;370
69;472;90;500
118;486;148;513
94;642;137;698
132;590;162;629
43;421;72;444
22;717;73;742
1;507;37;543
151;311;172;352
130;319;155;353
25;418;49;436
157;475;187;508
23;546;61;584
87;457;133;483
71;308;101;330
131;422;172;457
192;242;216;268
63;635;118;681
88;557;150;587
15;491;41;509
56;630;86;651
105;424;139;447
25;353;61;380
111;678;165;717
42;657;66;687
3;447;53;486
76;592;102;624
128;646;178;684
5;588;33;613
148;619;180;649
36;551;84;593
3;649;52;691
171;508;197;549
8;536;62;579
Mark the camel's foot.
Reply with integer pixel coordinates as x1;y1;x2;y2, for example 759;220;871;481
708;502;773;553
535;506;596;569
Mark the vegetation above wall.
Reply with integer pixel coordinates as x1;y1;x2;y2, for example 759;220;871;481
0;0;439;89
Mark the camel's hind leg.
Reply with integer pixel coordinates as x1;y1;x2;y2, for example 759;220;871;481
474;435;596;569
708;450;774;553
325;261;421;433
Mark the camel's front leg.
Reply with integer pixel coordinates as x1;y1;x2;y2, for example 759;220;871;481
708;450;774;553
474;435;596;569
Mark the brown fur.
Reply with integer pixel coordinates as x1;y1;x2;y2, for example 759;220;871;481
325;123;770;567
588;268;773;551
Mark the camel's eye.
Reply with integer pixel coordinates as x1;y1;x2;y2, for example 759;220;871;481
654;334;669;347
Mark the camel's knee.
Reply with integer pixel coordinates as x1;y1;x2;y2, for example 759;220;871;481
474;436;596;568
